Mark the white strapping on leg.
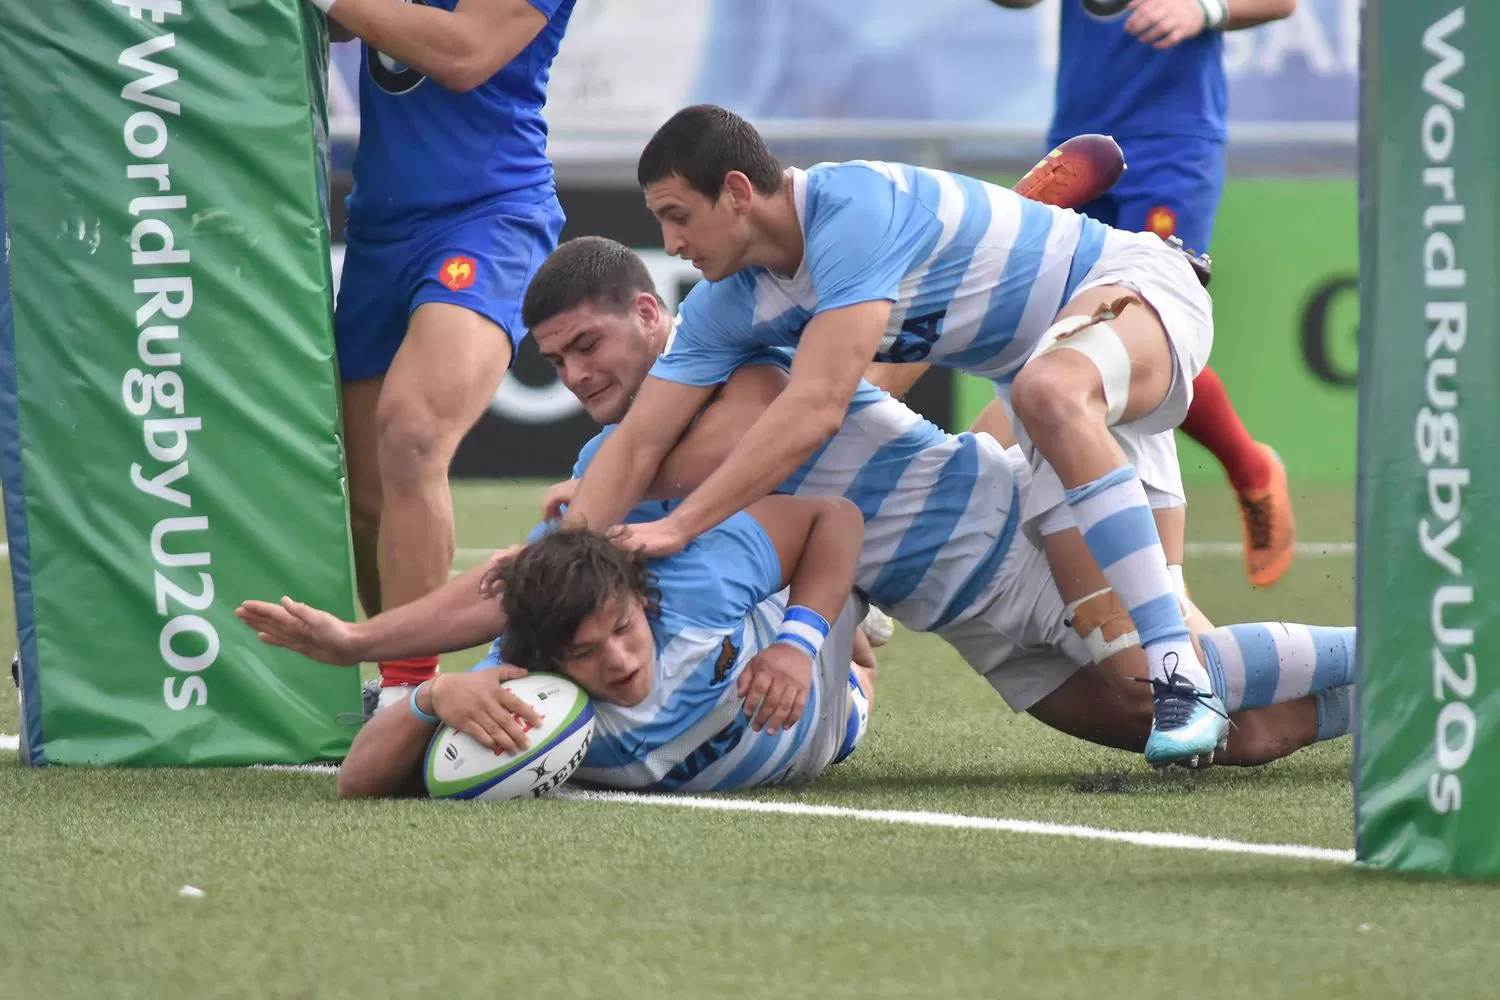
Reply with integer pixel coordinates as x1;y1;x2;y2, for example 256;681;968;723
1034;318;1133;426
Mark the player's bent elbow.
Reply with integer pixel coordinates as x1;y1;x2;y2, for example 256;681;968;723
432;60;490;93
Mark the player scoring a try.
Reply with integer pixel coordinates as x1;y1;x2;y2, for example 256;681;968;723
558;106;1231;767
241;495;878;798
308;0;574;710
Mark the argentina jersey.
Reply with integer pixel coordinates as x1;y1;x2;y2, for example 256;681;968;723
574;366;1023;636
650;161;1112;387
780;381;1023;633
521;504;856;793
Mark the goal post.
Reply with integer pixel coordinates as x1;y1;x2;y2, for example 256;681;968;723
1356;1;1500;877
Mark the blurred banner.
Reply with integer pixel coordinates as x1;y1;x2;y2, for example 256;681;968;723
329;0;1358;144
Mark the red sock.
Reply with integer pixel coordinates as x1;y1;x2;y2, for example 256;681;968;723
1180;367;1271;493
380;656;439;688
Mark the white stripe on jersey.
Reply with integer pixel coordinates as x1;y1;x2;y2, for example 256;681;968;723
785;392;1022;633
929;178;1027;360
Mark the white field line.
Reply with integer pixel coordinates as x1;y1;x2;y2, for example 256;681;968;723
0;541;1355;563
451;542;1355;562
0;731;1349;864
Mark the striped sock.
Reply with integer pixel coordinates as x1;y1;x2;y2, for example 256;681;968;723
1313;685;1353;742
1065;465;1207;690
1199;623;1355;711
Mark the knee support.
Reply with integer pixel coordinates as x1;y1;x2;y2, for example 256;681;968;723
1032;297;1140;426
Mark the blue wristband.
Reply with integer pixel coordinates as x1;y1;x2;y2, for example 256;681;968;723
408;680;439;724
775;605;831;659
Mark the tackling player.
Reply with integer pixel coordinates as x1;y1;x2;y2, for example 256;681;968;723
520;237;1355;767
309;0;575;711
560;106;1231;767
986;0;1300;588
239;495;876;798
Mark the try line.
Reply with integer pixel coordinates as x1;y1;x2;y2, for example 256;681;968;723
0;733;1349;866
0;542;1356;562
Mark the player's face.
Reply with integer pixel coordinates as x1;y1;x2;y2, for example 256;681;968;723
644;175;748;281
535;299;658;425
558;594;654;706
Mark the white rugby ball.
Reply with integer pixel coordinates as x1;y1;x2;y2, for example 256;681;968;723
424;673;595;802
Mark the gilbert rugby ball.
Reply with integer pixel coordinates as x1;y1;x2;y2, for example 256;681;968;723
424;673;595;802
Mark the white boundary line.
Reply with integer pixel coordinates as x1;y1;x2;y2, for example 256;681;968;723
0;732;1349;864
449;542;1355;561
0;541;1355;562
561;790;1354;864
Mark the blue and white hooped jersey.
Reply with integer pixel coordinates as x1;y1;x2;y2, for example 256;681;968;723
651;161;1112;386
508;507;855;793
780;381;1023;633
573;371;1024;636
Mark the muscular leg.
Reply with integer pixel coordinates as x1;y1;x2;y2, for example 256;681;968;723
1011;285;1223;764
370;302;512;686
1027;508;1351;765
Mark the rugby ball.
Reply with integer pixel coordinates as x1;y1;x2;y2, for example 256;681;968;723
424;673;595;802
1013;134;1126;211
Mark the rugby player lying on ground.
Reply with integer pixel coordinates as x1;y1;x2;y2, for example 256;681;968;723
508;237;1355;767
238;494;879;798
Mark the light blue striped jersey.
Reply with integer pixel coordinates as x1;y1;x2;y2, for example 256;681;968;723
651;161;1112;386
574;369;1023;634
499;506;854;792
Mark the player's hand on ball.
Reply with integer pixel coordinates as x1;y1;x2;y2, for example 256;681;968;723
608;518;689;559
739;644;812;735
429;667;541;753
541;479;579;521
478;543;525;601
1126;0;1207;49
236;597;362;665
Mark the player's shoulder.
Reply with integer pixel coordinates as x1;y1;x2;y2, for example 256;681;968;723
651;511;781;631
804;160;911;204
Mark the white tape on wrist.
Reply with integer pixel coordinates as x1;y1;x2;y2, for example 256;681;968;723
1198;0;1229;30
308;0;337;14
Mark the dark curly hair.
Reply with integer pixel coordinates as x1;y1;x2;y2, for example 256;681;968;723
498;527;661;672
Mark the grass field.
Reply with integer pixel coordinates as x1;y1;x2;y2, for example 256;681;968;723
2;479;1495;1000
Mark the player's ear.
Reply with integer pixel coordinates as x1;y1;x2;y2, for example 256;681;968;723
633;290;661;326
721;170;755;214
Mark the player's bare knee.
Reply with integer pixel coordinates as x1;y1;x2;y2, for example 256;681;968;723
1010;359;1099;442
375;397;452;487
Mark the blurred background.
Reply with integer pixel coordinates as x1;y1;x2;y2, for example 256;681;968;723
326;0;1359;485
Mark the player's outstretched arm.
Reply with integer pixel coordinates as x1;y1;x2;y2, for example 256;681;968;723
564;376;715;530
237;558;507;666
312;0;549;92
647;301;891;550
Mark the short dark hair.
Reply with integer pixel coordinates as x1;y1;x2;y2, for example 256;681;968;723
521;236;661;331
498;527;660;672
637;104;783;201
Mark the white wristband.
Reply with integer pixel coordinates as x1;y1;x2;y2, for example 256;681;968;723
1197;0;1229;30
308;0;337;14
